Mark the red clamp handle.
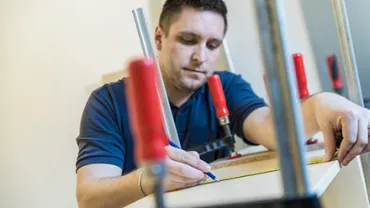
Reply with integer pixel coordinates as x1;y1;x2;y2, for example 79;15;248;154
207;74;229;118
327;54;343;89
126;57;167;163
293;53;310;99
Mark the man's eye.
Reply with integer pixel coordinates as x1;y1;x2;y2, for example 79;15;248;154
180;37;196;44
207;43;220;50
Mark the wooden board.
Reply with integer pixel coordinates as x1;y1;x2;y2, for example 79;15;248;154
200;142;337;184
127;155;341;208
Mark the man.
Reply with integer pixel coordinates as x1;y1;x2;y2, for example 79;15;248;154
75;0;370;207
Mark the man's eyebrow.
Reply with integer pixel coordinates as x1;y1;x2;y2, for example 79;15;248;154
178;31;201;38
177;31;222;42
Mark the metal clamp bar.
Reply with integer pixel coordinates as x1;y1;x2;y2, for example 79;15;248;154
331;0;370;201
132;8;181;148
254;0;310;197
331;0;364;105
221;39;236;73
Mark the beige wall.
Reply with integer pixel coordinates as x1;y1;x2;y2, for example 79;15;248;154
224;0;321;102
223;0;322;150
1;0;322;207
1;0;151;207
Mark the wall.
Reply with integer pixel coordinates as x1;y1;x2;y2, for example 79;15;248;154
1;0;151;207
301;0;370;99
223;0;322;150
224;0;322;102
1;0;321;207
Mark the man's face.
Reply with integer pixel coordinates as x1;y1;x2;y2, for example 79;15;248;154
155;7;225;92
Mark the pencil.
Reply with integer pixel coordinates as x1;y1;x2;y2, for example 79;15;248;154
168;140;219;182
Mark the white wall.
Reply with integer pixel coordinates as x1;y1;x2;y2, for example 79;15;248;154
1;0;151;207
223;0;322;150
1;0;322;207
224;0;321;102
301;0;370;99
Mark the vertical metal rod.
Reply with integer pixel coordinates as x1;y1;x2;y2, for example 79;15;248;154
221;39;236;73
331;0;370;201
331;0;364;105
132;8;181;148
254;0;310;197
151;163;166;208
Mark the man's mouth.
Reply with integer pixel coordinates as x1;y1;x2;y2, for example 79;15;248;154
183;68;205;74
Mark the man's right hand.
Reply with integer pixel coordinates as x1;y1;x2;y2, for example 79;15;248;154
142;145;212;194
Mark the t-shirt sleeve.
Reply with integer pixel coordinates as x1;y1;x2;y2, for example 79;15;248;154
221;72;267;145
75;86;125;171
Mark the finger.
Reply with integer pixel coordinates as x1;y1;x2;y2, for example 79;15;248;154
338;115;358;163
188;151;200;159
362;119;370;153
166;158;207;180
361;134;370;154
184;181;203;188
361;142;370;154
342;117;368;166
321;126;337;162
166;146;211;172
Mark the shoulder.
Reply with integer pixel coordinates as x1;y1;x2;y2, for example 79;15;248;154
213;71;253;93
213;70;248;83
91;79;125;100
213;70;238;81
87;78;128;108
76;79;129;172
82;78;129;124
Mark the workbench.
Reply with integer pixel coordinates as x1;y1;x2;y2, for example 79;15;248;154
127;140;369;208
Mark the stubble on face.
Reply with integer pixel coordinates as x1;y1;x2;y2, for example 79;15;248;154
156;7;225;94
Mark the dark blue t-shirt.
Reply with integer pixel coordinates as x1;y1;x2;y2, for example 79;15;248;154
75;71;266;174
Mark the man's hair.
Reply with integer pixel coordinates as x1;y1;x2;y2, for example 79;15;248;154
159;0;228;35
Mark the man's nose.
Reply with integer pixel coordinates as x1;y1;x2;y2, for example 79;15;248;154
191;45;208;64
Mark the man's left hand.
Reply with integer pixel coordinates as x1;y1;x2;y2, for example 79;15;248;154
314;92;370;166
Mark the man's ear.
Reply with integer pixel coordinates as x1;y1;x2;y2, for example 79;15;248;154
154;26;164;51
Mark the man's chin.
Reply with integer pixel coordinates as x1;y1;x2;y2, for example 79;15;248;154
180;79;205;91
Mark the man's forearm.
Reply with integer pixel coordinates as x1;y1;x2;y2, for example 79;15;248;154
242;106;277;150
300;93;321;138
76;168;146;208
243;94;321;150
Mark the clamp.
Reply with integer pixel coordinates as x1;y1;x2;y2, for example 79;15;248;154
293;53;319;145
188;74;241;160
126;58;167;208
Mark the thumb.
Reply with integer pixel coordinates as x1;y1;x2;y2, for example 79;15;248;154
322;126;337;162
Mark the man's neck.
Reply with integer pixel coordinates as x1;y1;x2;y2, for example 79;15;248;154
165;84;194;107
